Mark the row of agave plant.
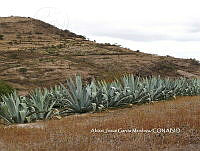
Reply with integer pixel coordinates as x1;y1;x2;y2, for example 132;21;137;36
0;74;200;124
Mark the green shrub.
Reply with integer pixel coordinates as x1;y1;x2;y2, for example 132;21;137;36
190;58;200;65
0;34;4;40
19;67;28;73
0;80;14;98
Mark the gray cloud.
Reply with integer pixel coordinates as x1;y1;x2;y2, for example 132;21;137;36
90;29;200;42
187;22;200;33
84;23;200;42
92;30;172;42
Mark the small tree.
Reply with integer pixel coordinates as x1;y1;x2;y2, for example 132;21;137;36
0;34;4;40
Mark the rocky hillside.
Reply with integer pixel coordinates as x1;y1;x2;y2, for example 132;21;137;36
0;16;200;94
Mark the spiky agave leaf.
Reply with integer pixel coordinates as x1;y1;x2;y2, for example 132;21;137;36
48;84;69;108
0;91;29;124
26;88;56;120
63;76;96;113
97;80;132;108
121;74;147;103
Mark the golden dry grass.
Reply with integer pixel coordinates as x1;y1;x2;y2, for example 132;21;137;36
0;96;200;151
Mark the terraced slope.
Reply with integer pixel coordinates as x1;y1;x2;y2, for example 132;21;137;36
0;17;199;94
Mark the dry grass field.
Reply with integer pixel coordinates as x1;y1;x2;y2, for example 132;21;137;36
0;96;199;151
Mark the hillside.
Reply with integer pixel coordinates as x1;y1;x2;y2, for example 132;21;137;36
0;16;200;94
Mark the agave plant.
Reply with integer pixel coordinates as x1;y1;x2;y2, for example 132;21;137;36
141;77;166;102
0;91;30;124
189;79;200;95
0;74;199;125
121;75;148;103
60;76;98;114
48;84;68;108
97;80;132;108
184;79;200;96
26;88;56;120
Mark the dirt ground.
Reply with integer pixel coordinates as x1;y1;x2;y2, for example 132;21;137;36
0;96;199;151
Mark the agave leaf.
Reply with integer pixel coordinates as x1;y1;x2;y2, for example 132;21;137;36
19;110;26;123
27;88;56;120
0;92;30;124
0;102;13;124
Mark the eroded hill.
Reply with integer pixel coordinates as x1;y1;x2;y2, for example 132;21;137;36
0;16;200;94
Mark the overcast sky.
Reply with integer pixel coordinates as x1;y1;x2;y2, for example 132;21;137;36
1;0;200;60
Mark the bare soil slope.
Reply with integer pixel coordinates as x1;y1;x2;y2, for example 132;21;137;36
0;16;200;94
